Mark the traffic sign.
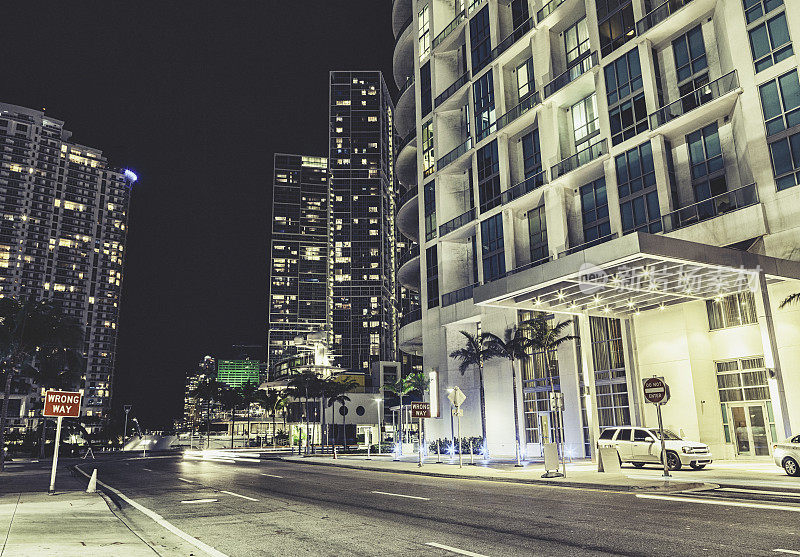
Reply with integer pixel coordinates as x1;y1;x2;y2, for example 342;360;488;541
411;401;431;418
447;386;466;407
43;390;82;417
642;377;669;404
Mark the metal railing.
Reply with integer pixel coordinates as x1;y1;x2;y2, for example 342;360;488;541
491;91;541;139
551;139;607;179
543;51;598;99
397;129;417;154
395;15;413;46
437;135;473;170
558;233;618;258
537;0;565;22
441;283;477;307
501;169;548;205
661;182;759;233
434;70;471;108
398;185;418;207
649;71;739;129
636;0;694;35
439;207;476;236
432;10;466;50
400;308;422;328
473;17;535;74
507;255;551;276
399;244;419;268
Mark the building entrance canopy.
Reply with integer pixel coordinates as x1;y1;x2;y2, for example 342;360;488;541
474;233;800;317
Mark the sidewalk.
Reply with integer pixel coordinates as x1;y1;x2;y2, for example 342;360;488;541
280;453;711;492
0;462;155;556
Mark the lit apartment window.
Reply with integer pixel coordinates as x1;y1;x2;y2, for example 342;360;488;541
707;291;758;330
572;93;600;151
597;1;635;58
759;69;800;137
418;5;431;61
516;58;534;102
748;10;793;73
565;18;590;67
604;48;646;146
473;70;496;136
422;120;435;177
590;316;630;428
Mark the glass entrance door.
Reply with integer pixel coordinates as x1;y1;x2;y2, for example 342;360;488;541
730;404;771;456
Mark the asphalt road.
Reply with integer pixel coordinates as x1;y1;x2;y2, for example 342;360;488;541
72;455;800;557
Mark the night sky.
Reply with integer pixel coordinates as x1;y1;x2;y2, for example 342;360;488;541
3;2;396;429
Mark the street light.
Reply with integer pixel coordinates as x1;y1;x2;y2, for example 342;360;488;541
123;405;132;447
374;397;382;449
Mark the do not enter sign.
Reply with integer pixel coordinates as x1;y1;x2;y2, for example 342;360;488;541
642;377;669;404
43;390;82;417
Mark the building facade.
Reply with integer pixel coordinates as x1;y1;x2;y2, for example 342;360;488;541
329;71;399;372
216;359;261;388
267;153;329;369
0;102;133;421
393;0;800;459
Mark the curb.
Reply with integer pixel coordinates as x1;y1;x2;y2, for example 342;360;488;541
277;457;705;493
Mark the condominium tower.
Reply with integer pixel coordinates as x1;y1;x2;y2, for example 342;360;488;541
393;0;800;460
0;102;133;420
267;153;329;368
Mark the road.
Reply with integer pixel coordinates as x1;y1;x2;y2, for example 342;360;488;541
69;455;800;556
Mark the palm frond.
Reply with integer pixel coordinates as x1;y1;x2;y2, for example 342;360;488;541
779;292;800;309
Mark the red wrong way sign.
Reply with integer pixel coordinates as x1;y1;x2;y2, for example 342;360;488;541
411;401;431;418
43;390;82;417
642;377;669;404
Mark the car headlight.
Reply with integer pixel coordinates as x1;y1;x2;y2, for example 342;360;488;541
682;446;692;453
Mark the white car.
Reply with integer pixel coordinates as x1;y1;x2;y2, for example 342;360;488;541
598;426;712;471
773;435;800;477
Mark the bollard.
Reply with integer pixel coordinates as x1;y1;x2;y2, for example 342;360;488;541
333;445;338;459
469;439;474;465
436;440;441;463
86;469;97;493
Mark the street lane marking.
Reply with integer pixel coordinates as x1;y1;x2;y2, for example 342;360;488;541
371;490;430;501
177;477;193;483
142;468;153;472
181;498;218;504
425;542;488;556
636;493;800;512
220;490;258;502
261;473;283;478
775;550;800;555
74;465;228;557
720;488;800;498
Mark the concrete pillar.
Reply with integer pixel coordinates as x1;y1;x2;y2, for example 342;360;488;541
621;317;644;427
754;272;792;438
578;313;600;459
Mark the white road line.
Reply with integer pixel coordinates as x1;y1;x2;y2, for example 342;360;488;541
371;490;430;501
636;493;800;512
720;488;800;498
425;542;489;557
181;498;218;504
220;490;258;502
142;468;153;472
261;473;283;478
74;466;228;557
177;477;193;483
775;550;800;555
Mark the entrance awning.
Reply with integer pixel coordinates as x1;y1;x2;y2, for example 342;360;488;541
473;232;800;316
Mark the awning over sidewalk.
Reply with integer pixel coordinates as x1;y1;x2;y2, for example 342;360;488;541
474;232;800;316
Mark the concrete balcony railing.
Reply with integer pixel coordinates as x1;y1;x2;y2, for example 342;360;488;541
662;182;759;233
500;169;548;205
398;244;419;269
400;308;422;328
395;15;412;47
544;51;598;99
434;70;471;108
398;184;418;208
537;0;565;22
437;135;473;171
649;71;739;129
636;0;695;35
439;207;476;237
477;91;542;142
397;128;417;154
432;0;487;51
473;17;535;74
397;76;414;99
551;138;607;180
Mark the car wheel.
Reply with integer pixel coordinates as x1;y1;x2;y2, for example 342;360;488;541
784;457;800;477
632;462;646;468
690;463;706;470
665;451;682;471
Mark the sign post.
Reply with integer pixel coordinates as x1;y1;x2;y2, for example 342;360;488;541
447;387;466;468
642;377;670;478
411;402;431;467
43;390;82;494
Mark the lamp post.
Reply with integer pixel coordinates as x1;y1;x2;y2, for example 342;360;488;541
374;397;382;449
446;389;455;452
123;405;132;447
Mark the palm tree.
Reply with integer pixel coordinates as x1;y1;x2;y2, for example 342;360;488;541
384;376;414;452
484;327;531;466
288;371;322;454
0;298;84;473
449;330;496;450
521;314;577;465
239;381;260;447
191;376;225;449
219;385;243;449
780;292;800;308
326;378;358;450
405;371;429;449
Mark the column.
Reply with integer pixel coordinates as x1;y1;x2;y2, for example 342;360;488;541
578;313;601;459
621;317;644;427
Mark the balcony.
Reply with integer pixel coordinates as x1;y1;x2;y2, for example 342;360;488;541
397;185;420;242
551;139;607;180
544;51;598;99
434;71;471;109
399;244;419;268
441;283;477;307
650;71;739;130
473;17;535;74
662;183;759;233
397;128;417;154
399;245;421;291
501;169;548;205
437;136;473;172
537;0;565;22
478;91;542;142
393;15;415;88
395;15;412;46
400;308;422;328
398;184;418;208
636;0;695;36
432;11;466;51
558;233;618;258
439;207;476;237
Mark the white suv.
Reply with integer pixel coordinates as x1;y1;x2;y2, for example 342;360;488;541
598;426;712;471
773;435;800;477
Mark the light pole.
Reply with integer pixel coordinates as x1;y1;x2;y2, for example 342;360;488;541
123;405;132;447
374;397;382;449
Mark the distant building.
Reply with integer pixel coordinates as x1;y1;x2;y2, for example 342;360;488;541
216;360;261;388
0;102;134;422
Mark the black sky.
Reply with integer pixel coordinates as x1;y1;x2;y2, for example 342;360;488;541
3;2;396;429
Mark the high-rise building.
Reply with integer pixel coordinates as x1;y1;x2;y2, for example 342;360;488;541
394;0;800;460
216;360;261;388
0;102;133;420
329;71;398;372
267;154;329;369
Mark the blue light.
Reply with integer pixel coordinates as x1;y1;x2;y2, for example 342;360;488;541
124;169;138;183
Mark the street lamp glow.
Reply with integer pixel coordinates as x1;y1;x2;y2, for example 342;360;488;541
124;169;138;182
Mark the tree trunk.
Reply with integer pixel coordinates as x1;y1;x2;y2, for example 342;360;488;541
230;406;235;449
477;360;488;454
341;401;347;451
320;397;325;451
0;369;14;473
246;404;251;447
206;398;211;449
398;396;403;455
39;413;47;459
511;358;522;462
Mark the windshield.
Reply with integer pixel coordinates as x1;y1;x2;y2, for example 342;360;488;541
649;429;681;440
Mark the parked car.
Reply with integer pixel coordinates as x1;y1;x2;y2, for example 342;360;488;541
598;426;712;471
773;435;800;476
